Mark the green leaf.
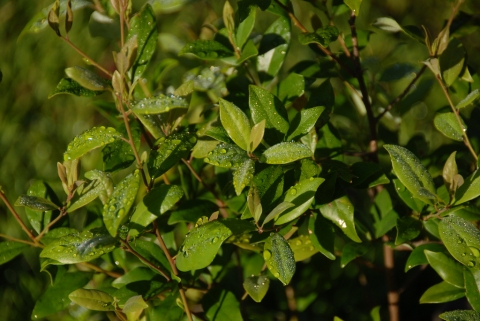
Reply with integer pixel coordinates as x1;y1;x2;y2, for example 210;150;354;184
249;85;290;144
440;310;480;321
236;1;256;48
168;199;218;225
372;17;403;33
24;180;50;233
32;270;89;319
405;244;446;272
455;170;480;205
309;212;335;260
434;112;465;141
204;126;232;143
112;267;157;289
395;216;422;245
39;229;116;264
344;0;362;15
49;78;104;98
0;242;28;265
102;122;141;172
298;26;339;47
147;290;184;320
257;15;290;79
384;144;436;204
15;195;58;212
286;107;324;142
457;89;480;109
129;239;172;275
250;119;266;152
103;171;140;237
131;94;189;115
67;180;104;213
261;142;312;164
277;73;305;105
288;234;318;261
316;122;343;161
219;99;251;151
419;281;465;304
425;250;464;288
136;114;164;140
379;63;417;82
204;143;249;169
148;132;197;178
392;179;425;212
275;177;324;225
243;275;270;303
439;216;480;269
263;202;295;226
440;38;466;87
341;242;368;268
254;165;286;212
237;39;259;64
148;0;190;13
64;66;109;91
69;288;115;311
264;232;296;285
204;289;243;321
464;269;480;311
122;295;149;313
443;151;459;194
233;159;255;196
318;196;361;243
127;4;158;81
176;219;254;271
64;126;123;161
179;40;234;60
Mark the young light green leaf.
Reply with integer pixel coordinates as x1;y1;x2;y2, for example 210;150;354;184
243;275;270;303
219;98;251;151
176;219;254;271
425;250;464;288
65;66;109;91
122;295;149;313
40;229;117;264
298;26;339;47
464;269;480;311
127;4;158;81
131;94;189;115
286;107;324;141
15;195;59;212
439;310;480;321
395;216;422;245
0;242;29;266
23;180;51;233
103;170;140;237
419;281;465;304
237;39;259;64
179;40;234;60
233;159;255;196
455;169;480;205
248;185;263;223
49;78;104;98
250;119;265;152
235;2;256;48
434;113;465;141
288;234;318;262
223;1;235;36
173;79;194;96
443;151;460;196
440;38;466;87
148;132;197;178
457;89;480;109
67;180;103;212
439;216;480;268
204;126;232;143
275;177;324;225
261;142;312;164
64;126;122;161
319;196;362;243
69;288;115;311
263;233;296;285
204;143;249;169
372;17;402;33
263;202;295;227
384;145;436;204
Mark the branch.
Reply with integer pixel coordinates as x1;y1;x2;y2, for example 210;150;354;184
0;233;41;247
78;262;123;278
35;208;68;241
382;235;399;321
0;191;38;244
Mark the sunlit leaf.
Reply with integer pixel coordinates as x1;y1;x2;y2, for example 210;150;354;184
233;159;255;196
288;234;318;261
204;143;249;169
318;196;361;243
261;142;312;164
219;98;251;151
131;94;189;115
404;243;446;272
65;66;109;91
63;126;123;161
434;112;465;141
122;295;149;313
344;0;362;15
69;288;115;311
102;122;141;172
457;89;480;109
286;107;324;141
243;275;270;302
263;233;296;285
455;170;480;205
15;195;59;212
419;281;464;304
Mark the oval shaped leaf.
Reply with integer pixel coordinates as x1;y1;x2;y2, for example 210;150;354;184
434;113;464;141
64;126;123;161
319;196;361;243
219;99;251;151
455;170;480;205
288;234;318;262
439;310;480;321
405;243;446;272
425;250;464;288
384;145;436;204
464;269;480;311
204;143;249;169
440;38;465;87
250;119;265;152
0;242;28;265
341;242;369;268
457;89;480;109
49;78;104;98
122;295;148;313
179;40;234;60
131;94;188;115
67;180;104;213
286;107;324;142
372;17;403;33
102;122;141;172
65;66;109;91
233;159;255;196
263;233;296;285
103;171;140;237
261;142;312;164
15;195;59;211
419;281;465;304
69;288;115;311
263;202;295;227
243;275;270;303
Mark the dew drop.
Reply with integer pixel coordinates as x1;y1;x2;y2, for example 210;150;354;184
290;188;297;196
468;261;476;267
263;250;272;260
470;247;480;258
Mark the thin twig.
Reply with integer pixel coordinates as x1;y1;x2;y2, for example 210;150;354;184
119;0;126;49
79;262;123;278
0;191;38;244
60;37;112;77
35;209;67;241
382;235;399;321
0;233;41;247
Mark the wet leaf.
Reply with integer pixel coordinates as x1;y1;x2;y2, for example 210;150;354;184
136;114;164;140
204;142;249;169
404;243;446;272
129;239;171;275
0;242;29;266
319;196;361;242
64;126;123;161
261;142;312;164
341;242;368;268
103;171;140;237
455;170;480;205
392;179;425;212
102;122;141;172
263;202;295;226
243;275;270;302
233;159;255;195
49;78;104;98
298;26;339;47
288;234;318;261
439;310;480;321
263;233;296;285
15;195;58;212
219;98;251;151
419;281;464;304
395;216;422;245
286;107;324;141
179;40;234;60
457;89;480;109
23;180;51;233
65;66;109;91
67;180;104;213
131;94;188;115
69;288;115;311
434;112;465;141
384;145;436;204
250;119;265;152
425;250;464;288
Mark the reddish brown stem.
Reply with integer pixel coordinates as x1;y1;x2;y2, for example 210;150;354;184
0;191;38;244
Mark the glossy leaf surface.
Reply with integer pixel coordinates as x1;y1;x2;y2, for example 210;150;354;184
261;142;312;164
419;281;464;304
204;143;249;169
454;170;480;205
102;122;141;172
434;113;464;141
439;310;480;321
264;233;296;285
131;95;188;115
65;66;109;91
233;159;255;195
405;243;446;272
49;78;103;98
219;98;251;151
457;89;480;109
286;107;324;142
15;195;58;212
425;250;464;288
69;288;115;311
243;275;270;303
64;126;122;161
319;196;361;242
288;234;318;261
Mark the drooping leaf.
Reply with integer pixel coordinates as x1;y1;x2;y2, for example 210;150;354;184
425;250;464;288
15;195;59;212
288;234;318;261
148;132;197;178
131;94;189;115
340;242;368;268
309;212;335;260
69;288;115;311
455;170;480;205
243;275;270;303
233;159;255;196
204;143;249;169
127;4;158;81
298;26;339;47
49;78;104;98
434;112;465;141
261;142;312;164
0;242;29;266
404;243;446;272
457;89;480;109
286;107;324;142
419;281;464;304
103;171;140;237
23;180;50;233
136;114;164;140
384;145;436;204
179;40;234;60
102;122;141;172
395;216;422;245
318;196;361;242
39;229;117;264
63;126;123;161
275;177;324;225
219;99;251;151
263;232;296;285
64;66;109;91
439;310;480;321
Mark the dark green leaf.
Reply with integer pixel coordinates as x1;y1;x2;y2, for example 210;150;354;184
237;39;259;64
379;63;416;82
127;4;158;80
15;195;58;212
111;267;157;289
340;242;368;268
440;38;465;87
262;202;294;226
103;171;140;237
203;289;243;321
67;180;104;213
102;122;141;172
219;98;251;151
0;242;28;266
405;243;446;272
425;250;464;288
88;11;120;40
309;212;335;260
319;196;361;242
179;40;234;60
69;288;115;311
243;275;270;302
204;126;232;143
286;107;324;142
64;126;123;161
351;162;390;188
148;132;197;178
455;170;480;205
136;114;164;140
316;122;343;160
65;66;109;91
298;26;339;47
24;180;50;233
147;290;184;320
264;232;296;285
233;159;255;195
49;78;104;98
261;142;312;164
131;94;188;115
288;234;318;261
464;268;480;311
457;89;480;109
204;143;249;169
168;199;218;224
434;112;465;141
129;239;171;276
392;179;425;212
440;310;480;321
395;216;422;245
